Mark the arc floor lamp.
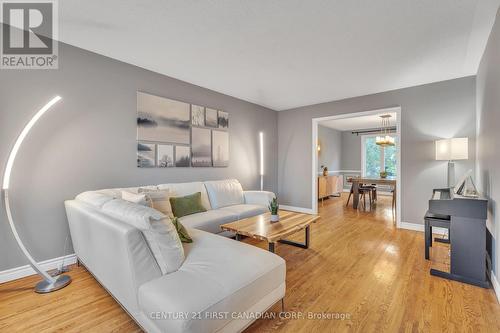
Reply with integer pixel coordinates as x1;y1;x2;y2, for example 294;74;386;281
2;96;72;293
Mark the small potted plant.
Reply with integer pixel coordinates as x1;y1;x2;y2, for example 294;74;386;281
269;197;280;222
380;167;388;179
321;165;329;176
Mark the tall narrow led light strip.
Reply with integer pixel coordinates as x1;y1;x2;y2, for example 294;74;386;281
259;132;264;191
2;96;71;293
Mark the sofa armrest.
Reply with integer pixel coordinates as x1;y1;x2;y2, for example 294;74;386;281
64;200;162;316
243;191;275;206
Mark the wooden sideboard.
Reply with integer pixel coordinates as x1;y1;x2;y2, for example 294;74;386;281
318;175;343;202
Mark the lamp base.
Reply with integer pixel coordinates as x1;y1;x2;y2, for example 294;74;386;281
35;275;71;294
447;161;455;188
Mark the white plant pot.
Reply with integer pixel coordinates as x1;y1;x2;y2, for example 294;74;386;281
270;214;280;222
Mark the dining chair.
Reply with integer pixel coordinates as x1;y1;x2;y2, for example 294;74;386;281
370;184;377;202
346;183;373;211
363;184;377;204
359;186;372;211
391;186;396;210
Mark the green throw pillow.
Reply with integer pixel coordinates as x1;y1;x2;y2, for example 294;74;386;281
171;217;193;243
169;192;207;218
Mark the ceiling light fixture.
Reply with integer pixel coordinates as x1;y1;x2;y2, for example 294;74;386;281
376;115;395;147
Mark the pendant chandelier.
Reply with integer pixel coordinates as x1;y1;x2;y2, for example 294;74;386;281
376;114;395;146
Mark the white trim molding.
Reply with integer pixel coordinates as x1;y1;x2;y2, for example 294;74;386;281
280;205;315;214
399;222;449;237
0;253;76;284
399;221;424;232
491;271;500;304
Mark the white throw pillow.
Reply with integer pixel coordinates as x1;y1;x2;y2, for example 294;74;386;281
102;199;184;274
122;190;149;206
204;179;244;209
139;188;174;218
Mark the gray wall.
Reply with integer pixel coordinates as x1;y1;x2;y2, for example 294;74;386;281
0;42;278;271
317;126;362;173
278;76;477;225
340;131;362;170
476;9;500;277
317;125;341;172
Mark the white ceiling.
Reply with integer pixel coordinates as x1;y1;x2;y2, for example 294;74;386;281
320;111;398;131
56;0;500;110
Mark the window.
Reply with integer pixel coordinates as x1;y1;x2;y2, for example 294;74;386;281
362;135;397;177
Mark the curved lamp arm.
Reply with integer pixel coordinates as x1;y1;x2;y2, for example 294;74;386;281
2;96;62;284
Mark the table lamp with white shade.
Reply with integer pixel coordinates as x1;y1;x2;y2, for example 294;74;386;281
2;96;72;293
435;137;469;187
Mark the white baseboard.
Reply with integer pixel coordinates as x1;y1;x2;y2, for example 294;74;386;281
280;205;314;214
399;221;424;231
491;271;500;304
398;222;448;236
0;253;77;284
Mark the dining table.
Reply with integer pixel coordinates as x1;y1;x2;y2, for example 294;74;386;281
351;176;396;209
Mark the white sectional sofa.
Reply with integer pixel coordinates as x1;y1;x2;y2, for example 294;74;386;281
65;179;285;333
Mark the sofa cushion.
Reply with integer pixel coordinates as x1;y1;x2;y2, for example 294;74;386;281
102;199;184;275
243;190;276;206
97;185;159;199
75;191;114;208
158;182;212;210
204;179;244;209
147;217;185;274
138;229;286;333
102;198;164;229
219;204;268;219
178;209;238;234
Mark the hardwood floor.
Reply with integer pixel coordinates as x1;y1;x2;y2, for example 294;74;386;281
1;194;499;332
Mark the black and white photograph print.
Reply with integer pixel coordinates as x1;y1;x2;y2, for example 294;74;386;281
212;130;229;167
175;146;191;167
205;108;218;128
138;142;156;168
191;105;205;127
137;92;190;145
218;110;229;129
157;144;174;167
191;127;212;167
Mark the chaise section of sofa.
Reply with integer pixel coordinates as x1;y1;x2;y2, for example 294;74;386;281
138;229;285;333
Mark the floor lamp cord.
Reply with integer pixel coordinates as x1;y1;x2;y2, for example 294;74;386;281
53;234;71;276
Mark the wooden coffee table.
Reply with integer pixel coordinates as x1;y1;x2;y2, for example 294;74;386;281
220;210;320;253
